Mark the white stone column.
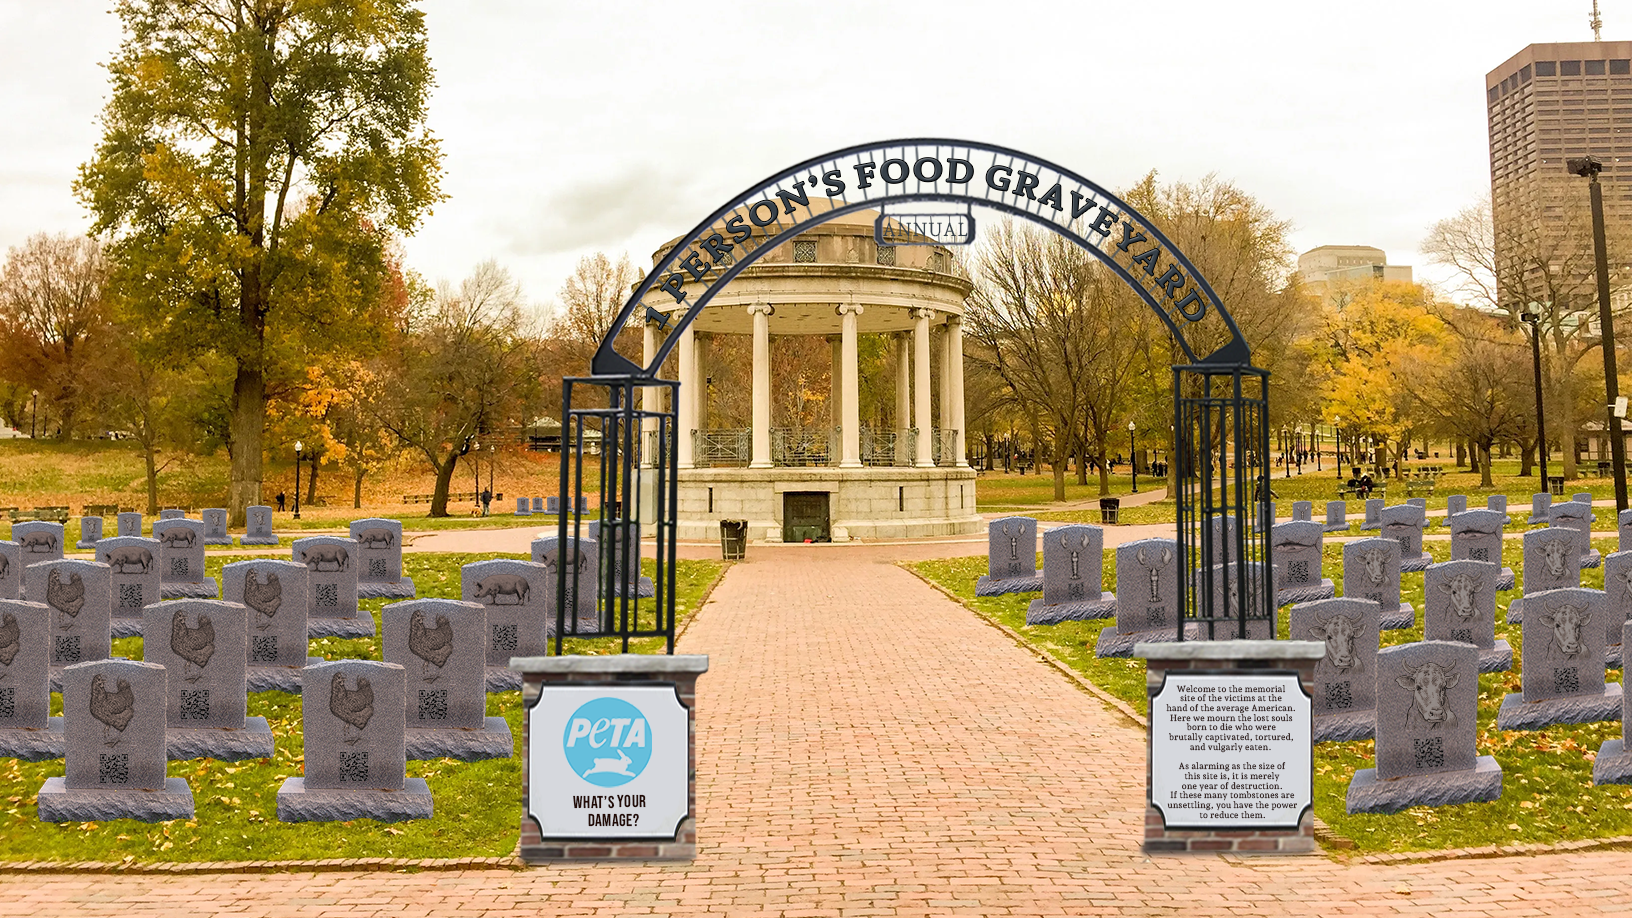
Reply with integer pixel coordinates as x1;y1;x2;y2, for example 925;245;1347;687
938;325;952;434
895;333;912;440
948;316;968;468
750;303;774;469
914;308;934;467
676;322;695;469
839;304;864;468
694;333;710;431
829;335;843;433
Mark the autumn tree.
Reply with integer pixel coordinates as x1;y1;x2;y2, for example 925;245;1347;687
0;234;112;437
77;0;443;523
1406;307;1532;487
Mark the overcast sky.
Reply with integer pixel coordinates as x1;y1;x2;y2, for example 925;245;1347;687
0;1;1614;310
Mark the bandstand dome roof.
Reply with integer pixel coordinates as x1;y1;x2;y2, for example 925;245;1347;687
642;208;972;336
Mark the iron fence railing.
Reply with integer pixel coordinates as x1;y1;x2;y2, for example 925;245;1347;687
693;428;751;467
860;428;913;467
771;427;837;467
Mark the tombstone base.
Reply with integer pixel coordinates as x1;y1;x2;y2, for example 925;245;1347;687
111;616;142;638
1496;568;1516;591
1584;550;1604;570
1506;597;1525;624
1400;553;1433;573
975;574;1043;596
74;539;99;550
1277;580;1336;607
1610;644;1624;670
0;718;65;761
607;576;656;599
1323;520;1350;533
1313;709;1375;743
160;578;218;599
1495;683;1623;731
239;535;280;546
167;716;276;761
1380;603;1415;630
1593;739;1632;784
486;666;522;692
1361;521;1381;531
37;776;194;823
203;536;234;546
1344;757;1503;814
1095;625;1201;658
247;658;326;693
358;577;417;600
404;716;513;761
1479;640;1515;674
276;777;433;823
307;616;376;638
1024;592;1116;625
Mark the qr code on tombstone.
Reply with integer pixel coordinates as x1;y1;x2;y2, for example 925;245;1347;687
53;636;80;664
1470;547;1489;562
170;557;189;577
1398;537;1412;553
417;689;448;721
1146;605;1166;626
315;583;338;608
339;751;368;783
1451;628;1474;644
179;690;210;721
251;636;278;663
1555;667;1580;694
1325;681;1352;710
368;559;388;578
1067;582;1084;598
492;624;517;654
1413;737;1445;770
118;583;143;609
0;687;13;719
99;753;129;785
1288;560;1309;582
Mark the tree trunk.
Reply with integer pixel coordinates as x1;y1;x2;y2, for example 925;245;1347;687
353;466;366;509
1558;370;1579;479
1469;439;1479;474
306;456;320;504
429;450;459;517
1479;442;1494;487
144;443;159;516
1075;436;1089;486
1051;431;1067;501
1455;441;1466;467
1096;433;1111;496
1520;438;1535;477
226;366;266;526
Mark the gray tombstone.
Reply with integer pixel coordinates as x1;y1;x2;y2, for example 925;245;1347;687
382;599;510;761
201;509;232;545
142;599;272;760
1026;524;1115;625
977;516;1043;595
1446;494;1468;518
1448;509;1515;591
1423;560;1510;672
1550;500;1600;569
116;512;142;538
1324;500;1348;533
222;559;316;693
586;519;653;598
1289;597;1379;742
96;536;161;639
277;659;431;822
1573;493;1597;521
516;497;530;516
292;536;370;638
1605;551;1632;669
1508;527;1584;624
1343;537;1413;629
241;505;279;546
12;522;64;565
1594;619;1632;784
1621;509;1632;552
1488;494;1509;517
152;518;213;599
1530;492;1552;524
1346;641;1499;813
351;518;414;599
1380;504;1430;571
0;541;19;600
461;559;553;690
1272;520;1334;605
1095;538;1180;657
1258;501;1276;533
76;516;103;550
529;535;599;634
25;559;112;684
1497;587;1621;730
1361;498;1384;531
1292;501;1313;522
1190;561;1276;640
542;496;555;514
159;509;184;520
38;659;193;822
0;600;63;760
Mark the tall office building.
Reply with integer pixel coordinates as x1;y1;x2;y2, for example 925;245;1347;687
1485;41;1632;310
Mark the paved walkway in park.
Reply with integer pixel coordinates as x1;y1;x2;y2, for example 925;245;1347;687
10;550;1632;915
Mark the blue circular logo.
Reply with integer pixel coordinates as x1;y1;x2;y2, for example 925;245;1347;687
562;697;652;787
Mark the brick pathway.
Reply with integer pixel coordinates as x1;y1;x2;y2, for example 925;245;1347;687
8;550;1632;915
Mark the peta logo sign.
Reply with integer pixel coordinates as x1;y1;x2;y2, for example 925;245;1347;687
563;697;652;787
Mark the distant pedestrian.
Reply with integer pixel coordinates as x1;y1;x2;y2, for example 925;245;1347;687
276;491;286;512
480;488;492;517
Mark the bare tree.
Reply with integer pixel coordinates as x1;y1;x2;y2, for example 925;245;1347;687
0;234;110;437
1407;307;1532;487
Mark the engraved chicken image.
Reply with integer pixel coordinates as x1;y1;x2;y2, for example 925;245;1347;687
407;609;453;683
45;569;85;629
0;611;18;672
242;569;282;630
169;609;215;683
89;673;134;747
329;671;374;745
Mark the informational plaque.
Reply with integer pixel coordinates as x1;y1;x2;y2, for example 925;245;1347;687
1148;673;1311;829
526;684;690;839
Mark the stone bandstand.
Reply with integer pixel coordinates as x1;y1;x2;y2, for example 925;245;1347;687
642;210;981;542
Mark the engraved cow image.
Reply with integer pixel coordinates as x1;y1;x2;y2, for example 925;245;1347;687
1539;601;1592;661
1309;610;1361;673
1359;547;1388;585
299;545;350;572
1436;571;1482;621
472;573;530;606
102;546;154;575
1540;536;1574;578
357;528;395;550
19;532;57;554
1136;544;1173;603
158;527;195;549
1396;660;1458;729
1612;564;1632;604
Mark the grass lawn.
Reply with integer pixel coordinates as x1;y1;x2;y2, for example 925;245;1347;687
0;551;724;863
911;532;1632;855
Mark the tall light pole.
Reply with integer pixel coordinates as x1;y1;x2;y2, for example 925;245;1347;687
293;441;303;520
1522;306;1550;488
1281;425;1290;478
1128;420;1138;493
1334;416;1343;479
1570;155;1629;512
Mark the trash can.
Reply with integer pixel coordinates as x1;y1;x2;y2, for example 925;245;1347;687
1547;475;1566;496
1099;497;1121;526
719;519;748;561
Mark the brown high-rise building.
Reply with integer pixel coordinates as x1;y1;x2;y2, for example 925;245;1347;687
1485;41;1632;309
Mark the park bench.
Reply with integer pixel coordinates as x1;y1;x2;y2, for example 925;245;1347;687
82;503;119;518
9;506;70;523
1405;478;1436;497
401;491;477;505
1338;485;1387;502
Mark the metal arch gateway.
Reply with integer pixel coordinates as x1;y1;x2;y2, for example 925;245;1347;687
558;139;1274;655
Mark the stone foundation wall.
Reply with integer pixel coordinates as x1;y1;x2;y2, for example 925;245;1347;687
676;466;981;541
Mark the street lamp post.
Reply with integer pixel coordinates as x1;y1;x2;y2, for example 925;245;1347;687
1522;307;1549;487
1282;425;1290;478
1335;416;1343;479
1128;420;1138;493
293;440;303;520
1569;155;1629;512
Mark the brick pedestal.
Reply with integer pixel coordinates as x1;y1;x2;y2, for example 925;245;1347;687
511;654;707;861
1135;640;1323;855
